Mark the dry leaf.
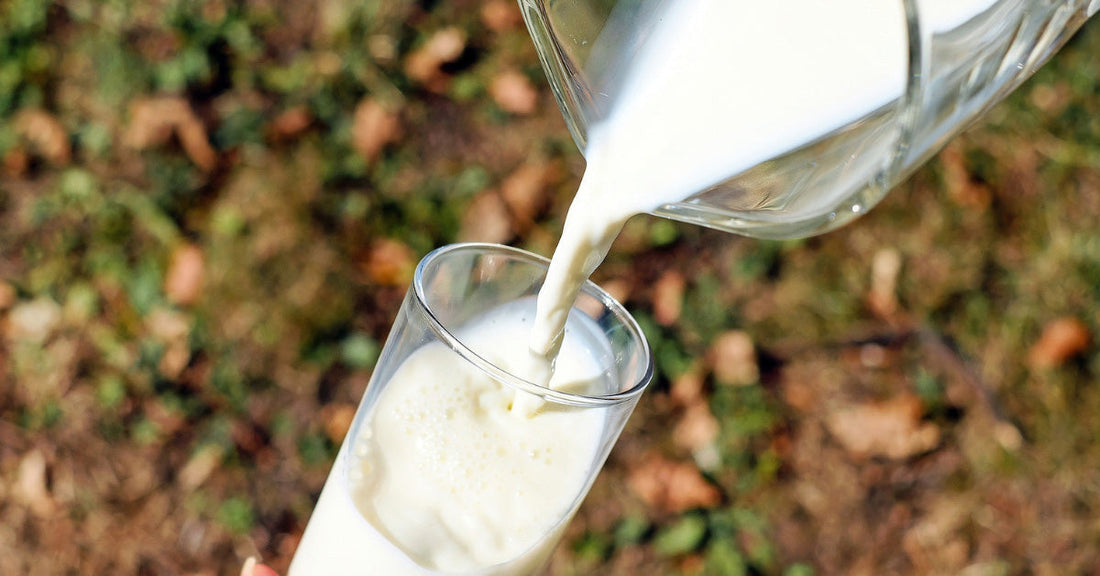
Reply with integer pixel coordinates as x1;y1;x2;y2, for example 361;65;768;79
653;271;685;326
124;97;217;171
165;243;205;306
939;145;991;208
459;190;513;244
709;330;758;386
1028;316;1090;369
825;393;940;460
627;453;722;514
179;444;225;490
268;105;313;141
14;108;71;165
673;400;720;453
780;379;817;414
500;162;551;231
320;403;357;444
3;147;30;177
363;239;416;286
351;99;402;163
5;297;62;343
489;70;538;115
0;280;16;310
404;27;466;90
867;247;902;318
481;0;522;32
669;365;706;407
16;450;55;517
147;307;193;379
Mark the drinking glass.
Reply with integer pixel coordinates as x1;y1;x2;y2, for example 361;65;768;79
288;243;653;575
518;0;1098;239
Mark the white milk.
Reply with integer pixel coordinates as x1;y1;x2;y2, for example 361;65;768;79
530;0;996;362
289;299;612;575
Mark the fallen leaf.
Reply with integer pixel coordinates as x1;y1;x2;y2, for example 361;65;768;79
16;449;55;517
0;281;15;310
500;162;551;232
673;400;720;453
362;239;416;286
320;403;357;444
939;145;991;208
3;147;30;177
780;379;817;414
5;297;62;343
653;271;685;326
480;0;522;32
351;99;402;163
14;108;71;165
669;365;706;407
179;444;225;491
709;330;758;386
489;69;538;115
165;244;205;306
825;393;940;460
459;190;513;244
404;27;466;90
1028;316;1090;369
627;453;722;514
124;97;217;171
267;105;313;141
867;247;902;318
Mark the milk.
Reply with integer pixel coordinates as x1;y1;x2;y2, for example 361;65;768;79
531;0;998;361
289;299;613;575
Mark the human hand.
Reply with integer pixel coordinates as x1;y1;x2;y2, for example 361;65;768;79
241;557;280;576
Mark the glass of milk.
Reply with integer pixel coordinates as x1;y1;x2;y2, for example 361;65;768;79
520;0;1097;239
288;243;653;575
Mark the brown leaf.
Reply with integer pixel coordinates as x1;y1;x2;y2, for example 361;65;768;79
320;403;357;444
404;27;466;90
480;0;522;32
178;444;225;491
489;69;538;115
146;307;193;379
669;365;706;407
5;297;62;343
16;449;55;517
165;243;205;306
653;271;685;326
351;99;402;163
673;400;720;453
267;105;313;141
3;147;30;178
500;162;551;232
0;280;15;310
867;248;902;319
362;239;416;286
627;453;721;514
708;330;758;386
1028;316;1090;369
939;145;991;208
14;108;71;165
124;97;217;171
459;190;513;244
825;393;940;460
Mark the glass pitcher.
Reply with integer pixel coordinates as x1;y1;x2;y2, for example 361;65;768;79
518;0;1099;239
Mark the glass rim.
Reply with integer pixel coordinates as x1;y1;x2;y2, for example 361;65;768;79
412;242;654;408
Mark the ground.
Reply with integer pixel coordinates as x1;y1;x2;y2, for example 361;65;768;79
1;1;1100;575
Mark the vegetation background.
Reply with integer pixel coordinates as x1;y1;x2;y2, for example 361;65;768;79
1;1;1099;575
